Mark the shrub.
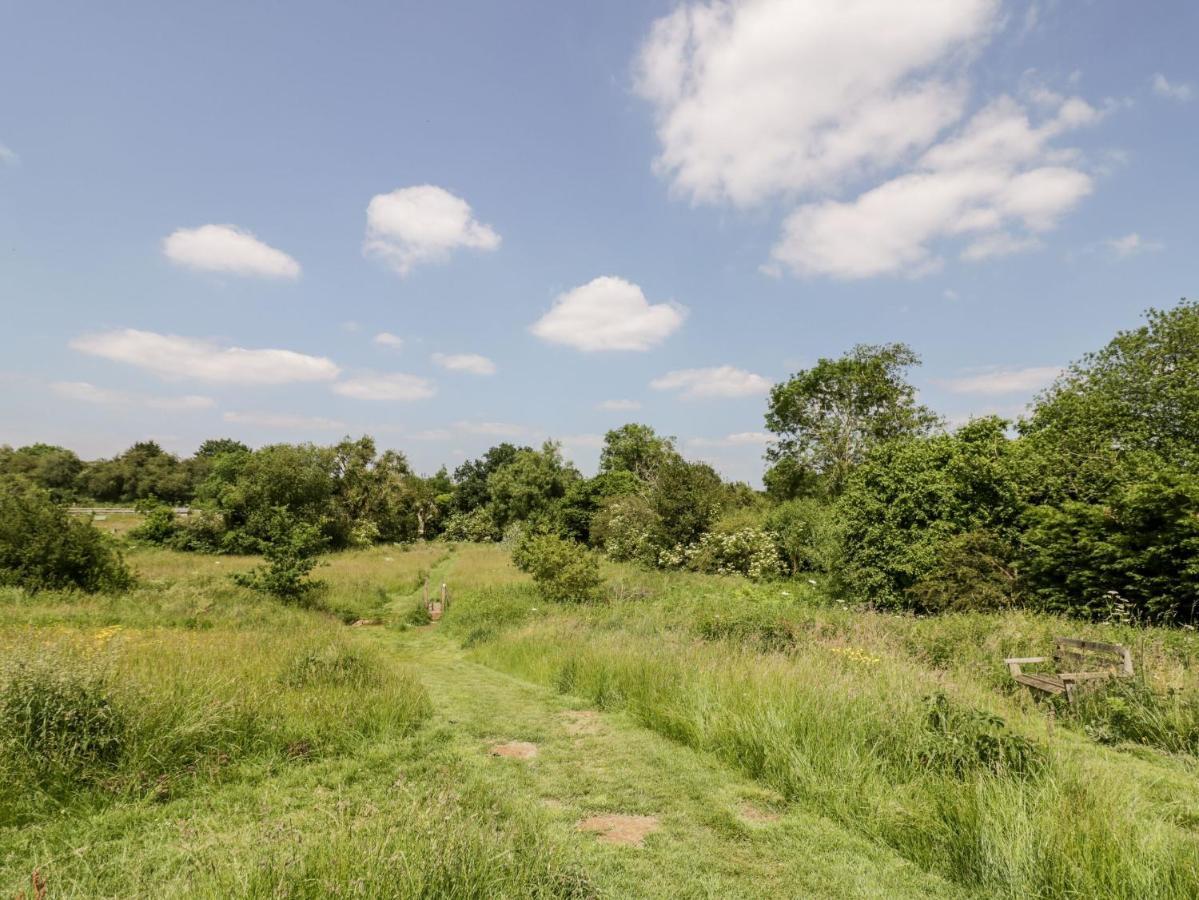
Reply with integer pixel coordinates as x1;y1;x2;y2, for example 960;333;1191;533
1072;679;1199;755
0;478;133;593
916;692;1044;779
233;511;327;602
837;417;1024;609
663;527;783;581
590;494;658;565
1020;468;1199;624
128;504;180;545
512;533;602;603
442;506;501;542
764;498;840;575
907;530;1020;613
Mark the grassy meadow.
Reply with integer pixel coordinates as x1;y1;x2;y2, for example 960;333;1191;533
2;536;1198;897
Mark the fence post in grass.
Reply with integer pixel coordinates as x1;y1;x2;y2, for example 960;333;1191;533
441;583;447;614
423;579;429;612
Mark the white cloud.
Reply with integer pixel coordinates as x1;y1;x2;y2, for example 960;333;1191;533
432;352;496;375
1106;232;1163;258
373;332;404;349
771;94;1100;277
530;276;686;351
162;225;301;279
50;381;215;411
332;373;436;402
635;0;999;206
0;143;18;166
689;431;772;447
364;185;500;276
409;428;453;441
937;365;1061;395
651;365;772;399
597;399;642;411
453;420;531;438
223;411;346;430
70;329;340;385
1153;73;1193;102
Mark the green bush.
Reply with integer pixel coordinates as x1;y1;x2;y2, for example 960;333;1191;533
512;532;603;603
0;478;133;593
1020;468;1199;624
837;417;1024;610
764;498;840;575
128;504;180;545
233;511;327;603
661;526;783;580
442;506;501;542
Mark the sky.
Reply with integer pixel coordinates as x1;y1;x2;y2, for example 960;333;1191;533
0;0;1195;484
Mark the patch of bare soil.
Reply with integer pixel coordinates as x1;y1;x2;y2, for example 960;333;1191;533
490;741;538;760
561;709;601;735
738;802;781;823
577;814;660;847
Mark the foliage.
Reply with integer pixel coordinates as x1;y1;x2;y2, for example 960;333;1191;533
645;455;725;549
128;503;180;545
450;442;526;513
766;343;940;496
916;692;1044;779
598;423;677;478
0;478;133;593
232;510;327;602
80;441;195;503
1019;467;1199;623
907;530;1020;613
442;506;502;542
1072;679;1199;755
661;526;783;581
487;442;579;529
1020;299;1199;504
0;444;84;502
763;497;839;575
512;532;603;603
589;493;659;565
837;417;1024;609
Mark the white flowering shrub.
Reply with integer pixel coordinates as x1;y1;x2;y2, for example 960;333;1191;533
442;507;501;543
675;527;784;581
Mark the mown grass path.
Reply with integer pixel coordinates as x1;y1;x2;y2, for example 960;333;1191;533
374;616;967;899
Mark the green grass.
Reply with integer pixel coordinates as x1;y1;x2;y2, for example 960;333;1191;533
3;540;1199;897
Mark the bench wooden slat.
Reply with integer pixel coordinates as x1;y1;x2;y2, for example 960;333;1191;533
1055;637;1126;655
1015;673;1067;695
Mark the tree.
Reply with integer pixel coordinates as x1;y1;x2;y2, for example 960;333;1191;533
765;343;940;496
644;456;724;550
0;444;84;502
451;443;528;513
487;442;578;529
1020;298;1199;504
598;424;677;479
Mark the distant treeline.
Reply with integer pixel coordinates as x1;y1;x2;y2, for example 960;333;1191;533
4;298;1198;625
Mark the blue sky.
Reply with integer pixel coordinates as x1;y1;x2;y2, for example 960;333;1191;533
0;1;1195;483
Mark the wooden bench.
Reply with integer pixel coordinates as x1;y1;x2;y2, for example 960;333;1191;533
1005;637;1134;703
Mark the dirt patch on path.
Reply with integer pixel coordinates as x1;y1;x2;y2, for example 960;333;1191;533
561;709;602;735
577;814;660;847
490;741;538;760
738;802;781;823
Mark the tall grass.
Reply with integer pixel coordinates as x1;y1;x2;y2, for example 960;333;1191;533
444;570;1199;898
0;625;429;826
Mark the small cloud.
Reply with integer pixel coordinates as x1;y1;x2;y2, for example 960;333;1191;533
409;428;452;441
163;224;301;279
50;381;215;411
223;411;346;430
937;365;1061;395
332;373;436;402
373;332;404;349
0;142;18;166
651;365;772;399
1153;73;1193;102
432;352;496;375
364;185;499;276
70;329;340;385
342;321;362;333
943;288;959;301
1106;232;1163;258
960;232;1042;262
530;276;686;352
689;431;772;448
597;399;642;411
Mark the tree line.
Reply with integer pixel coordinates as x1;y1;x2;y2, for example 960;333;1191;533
3;298;1197;624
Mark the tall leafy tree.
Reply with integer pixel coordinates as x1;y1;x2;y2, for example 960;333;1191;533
765;343;940;496
598;424;677;479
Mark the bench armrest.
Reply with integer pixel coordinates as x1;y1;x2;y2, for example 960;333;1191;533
1004;656;1048;677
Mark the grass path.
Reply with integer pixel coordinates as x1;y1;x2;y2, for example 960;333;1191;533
374;580;967;898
